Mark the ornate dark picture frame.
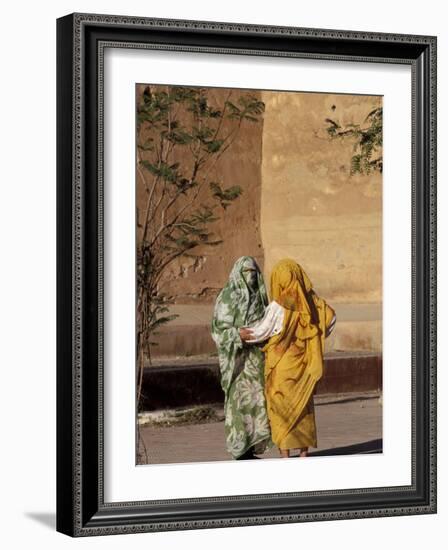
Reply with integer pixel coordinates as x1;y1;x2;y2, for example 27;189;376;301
56;13;437;537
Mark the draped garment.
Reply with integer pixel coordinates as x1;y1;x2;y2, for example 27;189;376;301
262;259;336;450
211;256;272;458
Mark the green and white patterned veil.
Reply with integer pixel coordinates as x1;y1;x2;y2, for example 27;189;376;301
211;256;271;458
211;256;268;388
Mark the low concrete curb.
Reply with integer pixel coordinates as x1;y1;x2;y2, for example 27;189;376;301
140;352;382;411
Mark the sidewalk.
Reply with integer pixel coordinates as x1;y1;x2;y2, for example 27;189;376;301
150;302;382;357
160;303;382;326
137;392;382;465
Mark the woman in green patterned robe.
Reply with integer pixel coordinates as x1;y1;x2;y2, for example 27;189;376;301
211;256;272;460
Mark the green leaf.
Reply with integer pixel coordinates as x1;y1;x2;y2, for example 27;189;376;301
138;138;155;151
210;182;242;207
166;128;194;146
203;139;224;153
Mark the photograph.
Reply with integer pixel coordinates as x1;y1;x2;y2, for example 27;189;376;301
0;0;442;544
54;8;436;537
135;83;383;465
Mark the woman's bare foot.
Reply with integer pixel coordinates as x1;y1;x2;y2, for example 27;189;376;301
298;447;308;457
279;448;290;458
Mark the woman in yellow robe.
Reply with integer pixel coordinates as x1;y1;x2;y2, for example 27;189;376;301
242;259;336;458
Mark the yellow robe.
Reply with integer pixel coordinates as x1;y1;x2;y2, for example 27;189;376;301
262;259;335;450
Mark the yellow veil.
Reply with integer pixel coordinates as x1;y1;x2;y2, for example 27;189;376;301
262;259;335;448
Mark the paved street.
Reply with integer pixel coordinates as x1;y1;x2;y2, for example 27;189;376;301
138;392;382;465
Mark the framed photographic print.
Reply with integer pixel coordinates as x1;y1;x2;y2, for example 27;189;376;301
56;13;437;536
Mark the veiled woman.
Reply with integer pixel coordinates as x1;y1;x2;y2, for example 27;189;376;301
244;259;336;458
211;256;271;460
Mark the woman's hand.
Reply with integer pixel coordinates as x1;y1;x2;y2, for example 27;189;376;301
239;327;253;342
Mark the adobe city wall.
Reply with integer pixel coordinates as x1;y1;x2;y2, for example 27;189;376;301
136;86;382;354
260;90;382;304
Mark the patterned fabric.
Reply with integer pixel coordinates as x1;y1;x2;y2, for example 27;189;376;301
211;256;272;459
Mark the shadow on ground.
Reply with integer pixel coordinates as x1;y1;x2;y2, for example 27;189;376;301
25;512;56;530
308;438;382;457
